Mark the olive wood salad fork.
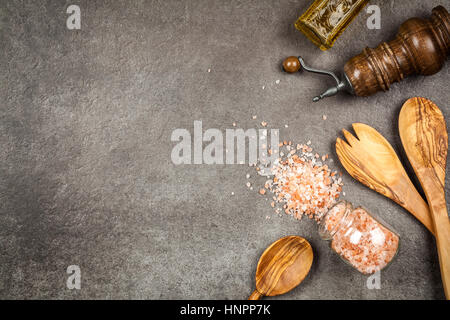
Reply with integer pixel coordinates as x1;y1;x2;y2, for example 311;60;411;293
335;123;434;235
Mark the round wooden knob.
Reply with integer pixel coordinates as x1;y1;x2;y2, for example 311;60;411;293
282;56;301;73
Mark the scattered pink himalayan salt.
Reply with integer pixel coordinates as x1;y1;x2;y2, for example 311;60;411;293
254;141;343;221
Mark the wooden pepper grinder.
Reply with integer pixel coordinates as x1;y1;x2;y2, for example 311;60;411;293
283;6;449;101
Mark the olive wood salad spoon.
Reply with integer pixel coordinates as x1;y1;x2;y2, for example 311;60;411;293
399;97;450;299
336;123;434;235
249;236;313;300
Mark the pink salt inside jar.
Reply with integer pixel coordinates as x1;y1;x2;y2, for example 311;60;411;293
320;202;400;274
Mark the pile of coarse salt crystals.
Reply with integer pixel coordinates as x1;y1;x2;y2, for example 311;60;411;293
255;140;343;222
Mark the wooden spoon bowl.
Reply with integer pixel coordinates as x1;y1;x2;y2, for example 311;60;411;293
399;97;450;299
249;236;313;300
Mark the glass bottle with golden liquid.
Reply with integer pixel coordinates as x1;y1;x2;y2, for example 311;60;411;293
295;0;369;50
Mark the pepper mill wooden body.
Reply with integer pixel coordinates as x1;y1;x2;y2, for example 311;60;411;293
346;5;449;97
283;6;450;100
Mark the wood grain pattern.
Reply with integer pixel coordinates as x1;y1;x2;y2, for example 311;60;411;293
344;6;449;97
336;123;434;234
249;236;313;300
399;97;450;299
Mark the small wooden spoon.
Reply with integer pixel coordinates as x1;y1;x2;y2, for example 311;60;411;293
249;236;313;300
399;97;450;299
336;123;434;235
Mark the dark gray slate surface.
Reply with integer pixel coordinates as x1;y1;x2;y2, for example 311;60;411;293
0;0;449;299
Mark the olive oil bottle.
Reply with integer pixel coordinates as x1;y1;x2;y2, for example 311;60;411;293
295;0;369;50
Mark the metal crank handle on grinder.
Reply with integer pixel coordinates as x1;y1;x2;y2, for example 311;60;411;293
282;56;353;102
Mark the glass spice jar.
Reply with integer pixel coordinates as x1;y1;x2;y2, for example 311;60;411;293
318;201;400;274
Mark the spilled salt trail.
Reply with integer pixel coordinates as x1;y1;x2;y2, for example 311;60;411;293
254;141;343;221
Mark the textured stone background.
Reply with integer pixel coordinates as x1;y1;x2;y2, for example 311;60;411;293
0;0;449;299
